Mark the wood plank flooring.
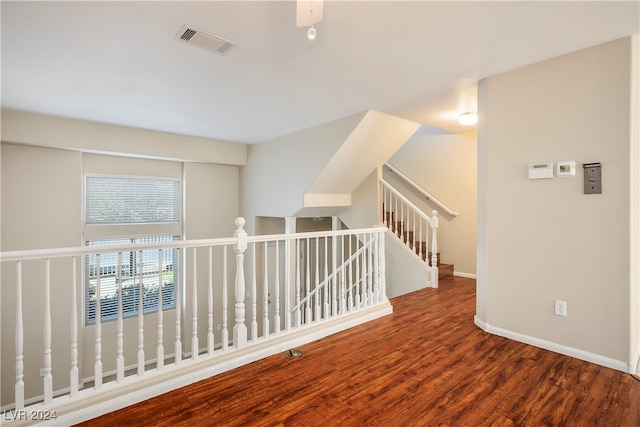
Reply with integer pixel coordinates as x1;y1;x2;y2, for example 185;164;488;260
77;276;640;426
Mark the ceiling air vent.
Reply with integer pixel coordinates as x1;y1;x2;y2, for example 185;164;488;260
177;25;237;55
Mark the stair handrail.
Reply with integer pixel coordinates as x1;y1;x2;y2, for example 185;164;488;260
380;179;437;227
384;162;458;217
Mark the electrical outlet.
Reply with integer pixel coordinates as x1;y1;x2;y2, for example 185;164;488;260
554;300;567;317
216;324;221;331
40;368;46;377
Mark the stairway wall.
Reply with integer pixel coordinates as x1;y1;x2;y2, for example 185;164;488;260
241;110;420;233
241;113;366;233
385;231;431;298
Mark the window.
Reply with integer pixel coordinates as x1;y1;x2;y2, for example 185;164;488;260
84;175;181;324
85;176;180;225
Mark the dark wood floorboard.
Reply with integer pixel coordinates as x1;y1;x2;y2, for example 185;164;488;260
77;276;640;426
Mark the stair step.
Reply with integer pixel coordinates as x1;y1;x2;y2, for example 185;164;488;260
438;264;454;279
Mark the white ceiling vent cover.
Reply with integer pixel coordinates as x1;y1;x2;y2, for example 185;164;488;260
177;25;237;55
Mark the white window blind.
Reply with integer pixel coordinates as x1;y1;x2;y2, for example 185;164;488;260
85;237;178;325
85;176;180;225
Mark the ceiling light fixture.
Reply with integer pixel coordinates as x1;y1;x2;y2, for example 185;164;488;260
307;25;317;41
297;0;323;41
458;112;478;126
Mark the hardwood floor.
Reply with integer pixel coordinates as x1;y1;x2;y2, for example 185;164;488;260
77;276;640;426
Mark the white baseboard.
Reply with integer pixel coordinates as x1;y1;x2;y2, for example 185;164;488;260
631;344;640;375
474;315;630;373
453;271;476;279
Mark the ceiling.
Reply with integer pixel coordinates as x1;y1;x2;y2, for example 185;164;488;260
1;1;638;144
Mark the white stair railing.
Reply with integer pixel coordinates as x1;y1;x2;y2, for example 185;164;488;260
291;234;380;316
0;218;389;425
380;178;439;287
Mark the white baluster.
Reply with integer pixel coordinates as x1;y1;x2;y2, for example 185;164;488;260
354;237;360;310
295;239;301;327
331;217;339;317
305;238;311;324
412;210;417;250
262;242;269;337
222;246;229;350
383;184;388;227
323;237;329;320
377;228;386;302
340;234;346;314
284;236;292;332
15;261;24;410
95;254;102;389
251;244;257;341
373;231;380;303
430;210;439;288
70;256;79;395
283;218;295;331
116;253;124;381
364;235;369;306
274;241;281;333
233;217;248;349
157;249;164;370
137;251;145;375
419;218;424;259
43;259;52;403
191;248;198;360
348;236;354;311
367;233;374;306
314;237;320;321
207;246;214;355
175;249;182;364
394;192;399;237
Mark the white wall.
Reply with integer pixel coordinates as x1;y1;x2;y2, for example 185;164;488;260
387;127;478;277
1;144;82;406
477;37;636;370
1;109;247;165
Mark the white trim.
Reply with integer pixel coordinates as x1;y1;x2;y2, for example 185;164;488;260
474;316;629;373
10;302;392;427
631;345;640;375
303;192;352;207
453;271;476;279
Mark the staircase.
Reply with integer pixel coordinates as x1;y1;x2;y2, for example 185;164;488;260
384;210;454;280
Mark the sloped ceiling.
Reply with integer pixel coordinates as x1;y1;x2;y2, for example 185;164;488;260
1;1;638;144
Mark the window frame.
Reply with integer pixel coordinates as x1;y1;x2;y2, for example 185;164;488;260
82;173;183;325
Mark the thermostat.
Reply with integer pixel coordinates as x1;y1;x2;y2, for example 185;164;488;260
557;161;576;177
528;162;554;180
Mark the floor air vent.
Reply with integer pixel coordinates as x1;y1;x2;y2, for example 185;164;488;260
177;25;237;55
285;349;303;358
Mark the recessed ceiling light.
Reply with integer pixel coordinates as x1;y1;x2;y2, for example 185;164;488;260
458;112;478;126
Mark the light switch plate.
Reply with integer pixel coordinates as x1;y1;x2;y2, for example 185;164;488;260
583;162;602;194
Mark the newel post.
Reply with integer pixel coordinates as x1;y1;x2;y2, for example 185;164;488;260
233;217;248;348
430;210;439;288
